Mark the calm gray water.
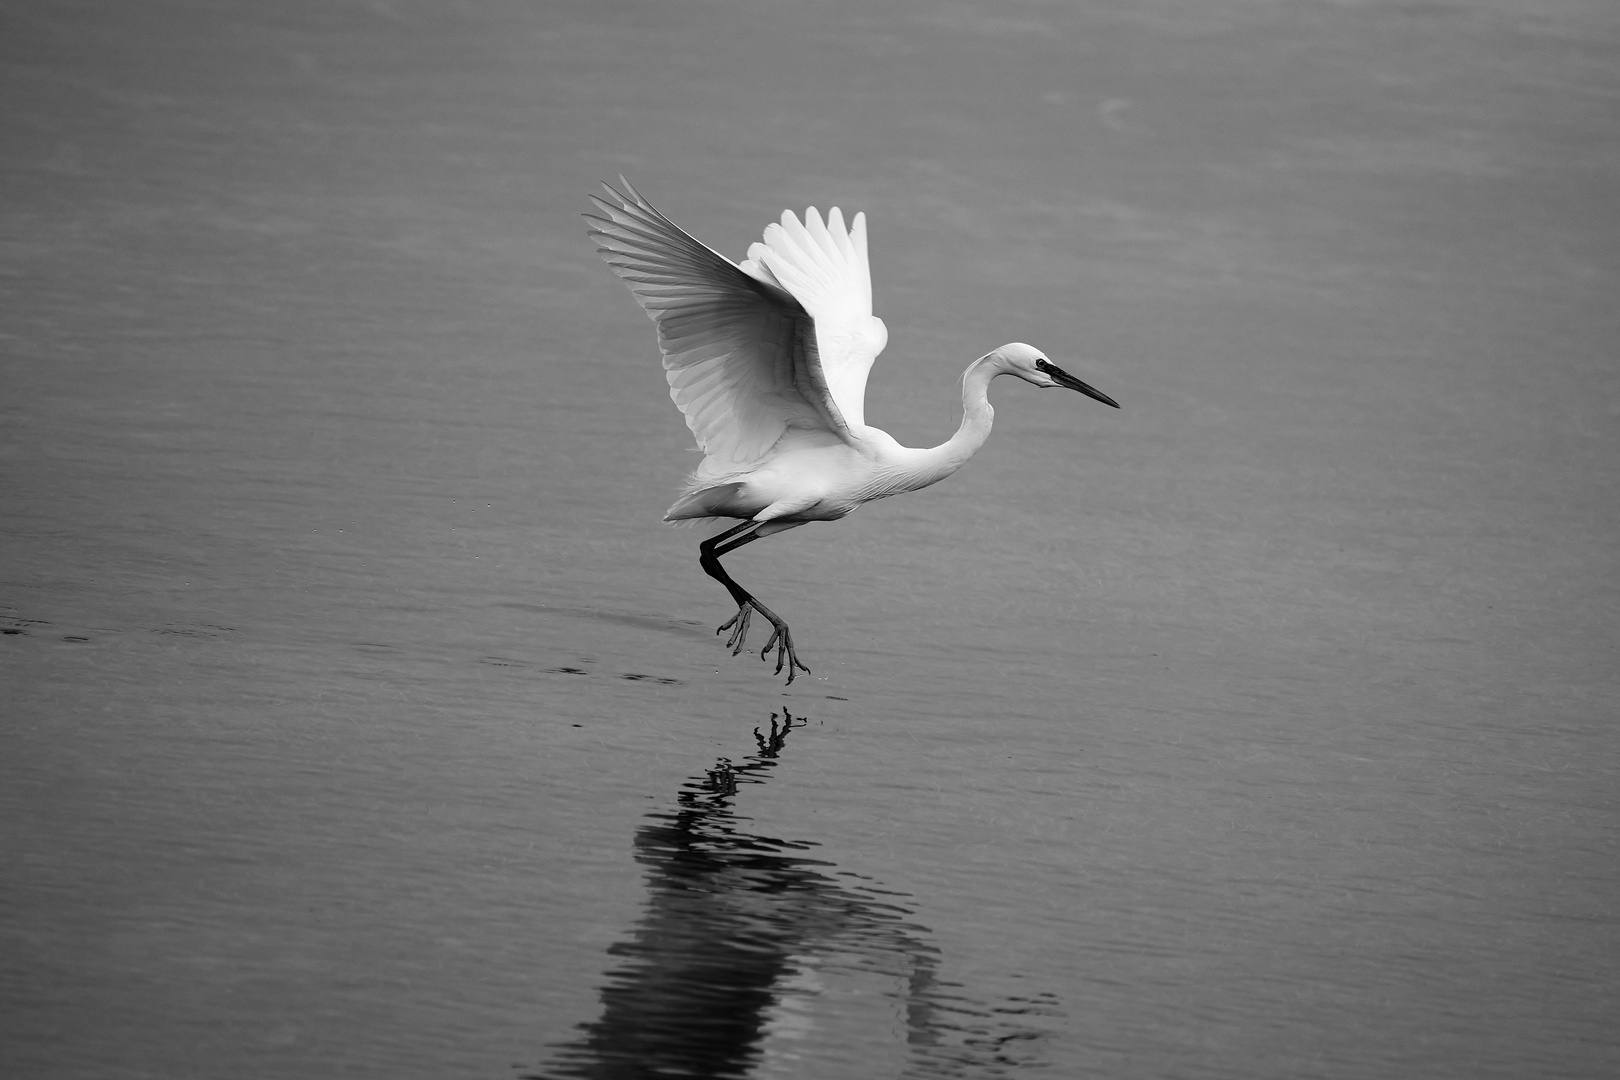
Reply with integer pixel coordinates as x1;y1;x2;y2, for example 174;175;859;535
3;1;1617;1077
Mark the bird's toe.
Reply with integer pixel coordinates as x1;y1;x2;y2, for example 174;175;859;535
717;605;753;655
760;624;811;684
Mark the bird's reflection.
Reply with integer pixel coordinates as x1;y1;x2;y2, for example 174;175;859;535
534;710;1060;1079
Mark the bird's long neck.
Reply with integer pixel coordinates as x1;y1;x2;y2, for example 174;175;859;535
902;355;998;490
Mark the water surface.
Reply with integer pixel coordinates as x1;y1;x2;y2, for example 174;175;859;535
3;1;1617;1077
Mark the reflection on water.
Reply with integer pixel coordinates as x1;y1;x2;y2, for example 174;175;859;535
535;711;1061;1078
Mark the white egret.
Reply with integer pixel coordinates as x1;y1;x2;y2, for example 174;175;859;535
586;179;1119;683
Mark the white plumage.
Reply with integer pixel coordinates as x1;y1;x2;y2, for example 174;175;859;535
587;179;1118;682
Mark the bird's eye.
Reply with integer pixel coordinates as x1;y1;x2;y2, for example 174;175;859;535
1035;359;1051;372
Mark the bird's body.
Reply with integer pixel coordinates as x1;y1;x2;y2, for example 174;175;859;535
587;180;1118;682
667;425;958;524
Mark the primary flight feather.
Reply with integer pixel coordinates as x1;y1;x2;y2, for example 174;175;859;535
586;179;1119;683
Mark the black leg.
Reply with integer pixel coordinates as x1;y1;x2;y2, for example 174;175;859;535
698;521;760;609
697;523;811;683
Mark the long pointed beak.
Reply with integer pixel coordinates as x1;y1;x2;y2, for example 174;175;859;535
1051;365;1120;409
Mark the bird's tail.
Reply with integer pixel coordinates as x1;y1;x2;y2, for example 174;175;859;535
664;481;749;522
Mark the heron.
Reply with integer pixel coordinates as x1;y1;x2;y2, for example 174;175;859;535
586;179;1119;684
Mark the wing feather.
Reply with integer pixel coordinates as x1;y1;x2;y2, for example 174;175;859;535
586;180;854;466
744;205;886;430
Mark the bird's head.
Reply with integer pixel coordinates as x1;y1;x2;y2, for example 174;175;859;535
991;343;1120;408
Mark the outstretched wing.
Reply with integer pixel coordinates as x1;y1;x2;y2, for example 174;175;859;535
586;179;855;466
741;203;887;430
